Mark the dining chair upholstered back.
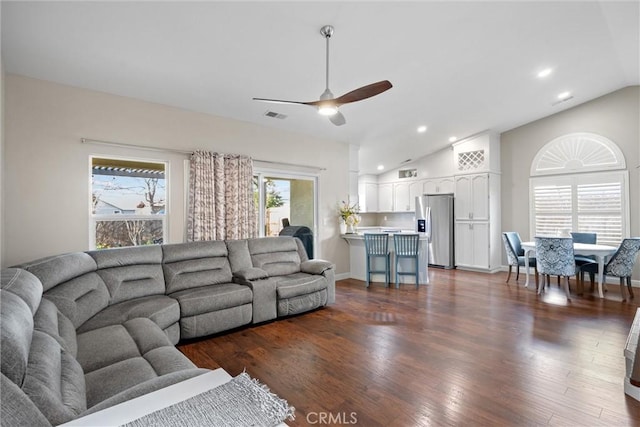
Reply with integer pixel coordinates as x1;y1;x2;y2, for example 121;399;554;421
364;233;391;288
535;237;577;277
502;232;535;283
605;238;640;278
393;234;420;288
502;232;523;266
581;238;640;301
535;237;578;300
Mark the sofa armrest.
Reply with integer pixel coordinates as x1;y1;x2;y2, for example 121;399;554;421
233;267;269;282
300;260;334;275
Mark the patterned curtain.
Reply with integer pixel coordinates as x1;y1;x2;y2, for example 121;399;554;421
187;151;257;241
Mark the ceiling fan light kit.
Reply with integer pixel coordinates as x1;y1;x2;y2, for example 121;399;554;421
253;25;392;126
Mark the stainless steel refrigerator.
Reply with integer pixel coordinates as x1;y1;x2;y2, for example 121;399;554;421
415;194;455;269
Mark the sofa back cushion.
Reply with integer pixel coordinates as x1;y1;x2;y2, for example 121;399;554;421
1;269;86;425
248;237;302;276
16;253;111;329
17;252;98;292
1;269;41;386
88;246;165;304
22;330;86;425
162;241;233;294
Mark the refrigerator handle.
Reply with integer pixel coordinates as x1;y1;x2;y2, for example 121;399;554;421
427;207;432;243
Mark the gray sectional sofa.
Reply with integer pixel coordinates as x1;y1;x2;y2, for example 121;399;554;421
1;236;335;426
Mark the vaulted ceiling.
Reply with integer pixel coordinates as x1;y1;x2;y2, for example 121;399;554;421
2;1;638;174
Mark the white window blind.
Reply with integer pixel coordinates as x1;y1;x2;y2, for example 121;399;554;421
530;171;628;246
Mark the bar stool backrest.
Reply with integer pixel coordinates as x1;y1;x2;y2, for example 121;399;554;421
394;234;420;256
364;234;389;256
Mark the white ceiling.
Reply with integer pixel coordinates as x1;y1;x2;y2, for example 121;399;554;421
2;1;638;175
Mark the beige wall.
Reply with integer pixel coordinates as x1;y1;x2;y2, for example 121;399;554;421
3;74;351;272
501;85;640;279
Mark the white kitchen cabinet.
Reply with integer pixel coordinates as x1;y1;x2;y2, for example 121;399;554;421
454;172;500;272
377;183;394;212
454;173;489;221
423;177;454;195
393;182;411;212
455;221;489;269
408;180;424;210
358;182;378;213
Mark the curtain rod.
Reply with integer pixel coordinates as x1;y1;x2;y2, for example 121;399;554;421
81;138;326;171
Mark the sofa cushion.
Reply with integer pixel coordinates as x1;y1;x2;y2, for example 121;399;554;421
89;246;165;304
0;290;35;386
1;268;43;314
276;273;328;300
248;237;302;276
16;252;97;292
21;330;86;426
34;299;78;357
170;283;253;317
162;241;233;294
1;373;51;427
76;318;196;407
42;272;110;329
77;295;180;334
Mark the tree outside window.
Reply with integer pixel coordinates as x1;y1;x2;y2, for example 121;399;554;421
91;157;167;249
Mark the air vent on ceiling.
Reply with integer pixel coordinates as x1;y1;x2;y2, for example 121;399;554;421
264;111;287;120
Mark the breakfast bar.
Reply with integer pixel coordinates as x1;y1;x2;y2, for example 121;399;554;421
342;229;430;285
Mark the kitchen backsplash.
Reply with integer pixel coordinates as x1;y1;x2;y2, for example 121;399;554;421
359;212;415;230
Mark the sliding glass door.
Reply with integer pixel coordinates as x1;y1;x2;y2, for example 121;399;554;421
253;172;317;244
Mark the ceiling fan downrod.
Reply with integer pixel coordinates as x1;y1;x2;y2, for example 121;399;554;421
320;25;334;99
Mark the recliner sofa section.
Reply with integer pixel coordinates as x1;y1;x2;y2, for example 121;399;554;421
1;236;335;425
0;268;206;426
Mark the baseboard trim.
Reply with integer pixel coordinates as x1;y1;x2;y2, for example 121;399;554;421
335;272;351;281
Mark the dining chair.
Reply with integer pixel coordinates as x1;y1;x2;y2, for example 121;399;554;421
502;232;536;283
364;233;391;288
535;236;582;300
570;232;598;286
393;233;420;288
581;238;640;301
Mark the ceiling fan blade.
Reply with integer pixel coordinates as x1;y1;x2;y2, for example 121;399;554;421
252;97;312;106
333;80;393;106
329;111;346;126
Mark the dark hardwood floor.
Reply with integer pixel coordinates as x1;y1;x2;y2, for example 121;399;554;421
178;269;640;426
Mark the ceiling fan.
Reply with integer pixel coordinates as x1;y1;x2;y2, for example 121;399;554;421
253;25;392;126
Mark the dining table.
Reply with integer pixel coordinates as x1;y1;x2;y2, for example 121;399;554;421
520;241;617;298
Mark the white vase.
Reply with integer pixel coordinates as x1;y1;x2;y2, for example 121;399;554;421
339;220;347;235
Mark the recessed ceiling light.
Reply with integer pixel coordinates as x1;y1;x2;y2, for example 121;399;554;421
449;136;457;142
417;125;427;133
537;68;553;78
377;165;384;171
557;91;571;100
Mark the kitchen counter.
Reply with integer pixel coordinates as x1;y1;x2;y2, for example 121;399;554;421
342;231;429;285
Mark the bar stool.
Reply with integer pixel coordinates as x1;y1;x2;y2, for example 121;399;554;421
364;233;390;288
393;233;420;288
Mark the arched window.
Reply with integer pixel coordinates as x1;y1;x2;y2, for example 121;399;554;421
529;133;629;245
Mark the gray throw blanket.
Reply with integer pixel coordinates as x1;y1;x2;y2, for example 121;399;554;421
122;372;295;427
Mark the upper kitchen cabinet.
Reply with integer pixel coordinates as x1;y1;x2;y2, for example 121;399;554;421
454;173;489;221
452;131;500;174
423;177;454;195
358;175;379;213
377;183;394;212
393;182;413;212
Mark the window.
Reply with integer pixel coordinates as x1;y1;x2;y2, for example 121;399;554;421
528;132;629;246
253;171;317;239
90;157;167;249
530;172;628;245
